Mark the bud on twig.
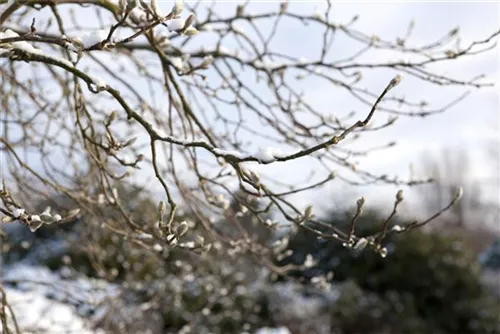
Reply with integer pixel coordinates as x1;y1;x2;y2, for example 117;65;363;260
452;186;464;203
40;212;56;224
391;225;404;232
28;215;43;232
353;237;368;250
449;27;459;36
126;0;138;12
183;13;195;30
67;208;80;218
388;74;403;90
304;205;314;220
280;1;288;14
396;189;404;202
172;0;184;17
236;5;244;17
356;197;365;210
123;136;137;147
150;0;163;17
158;200;166;224
196;235;205;247
175;221;189;237
199;55;214;69
379;247;388;258
108;111;118;124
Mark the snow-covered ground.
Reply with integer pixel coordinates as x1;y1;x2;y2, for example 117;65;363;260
0;265;114;334
2;239;499;334
0;264;295;334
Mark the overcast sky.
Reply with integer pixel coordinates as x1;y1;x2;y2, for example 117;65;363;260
1;1;498;226
190;1;499;218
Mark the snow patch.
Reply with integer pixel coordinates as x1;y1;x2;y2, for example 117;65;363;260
74;29;109;48
213;148;246;159
166;18;185;31
1;265;115;334
256;327;291;334
254;147;287;163
0;29;42;54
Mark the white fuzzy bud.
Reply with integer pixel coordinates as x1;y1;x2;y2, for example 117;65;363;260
396;189;404;202
391;225;404;232
172;0;183;16
182;26;199;36
183;241;195;249
304;205;314;220
388;74;403;89
127;0;138;11
176;221;189;237
40;212;56;224
137;232;153;240
453;186;464;202
68;208;80;217
108;111;118;123
196;235;205;247
199;55;214;69
150;0;163;17
357;197;365;209
123;136;137;147
28;215;43;232
304;254;315;268
353;237;368;250
159;201;166;218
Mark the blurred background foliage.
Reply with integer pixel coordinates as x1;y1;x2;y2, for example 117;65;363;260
1;148;499;334
277;210;500;333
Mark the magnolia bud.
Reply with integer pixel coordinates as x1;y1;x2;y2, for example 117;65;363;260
123;136;137;147
176;221;189;237
453;186;464;202
108;111;118;123
40;212;56;224
196;235;205;247
356;197;365;209
199;55;214;69
159;201;166;217
150;0;163;17
280;1;288;14
353;237;368;250
304;205;314;220
182;26;199;36
172;0;184;16
67;208;80;217
391;225;404;232
396;189;404;202
183;13;195;29
388;74;403;89
28;215;43;232
126;0;139;12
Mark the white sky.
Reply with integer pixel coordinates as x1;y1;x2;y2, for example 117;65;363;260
0;1;498;225
200;1;499;218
